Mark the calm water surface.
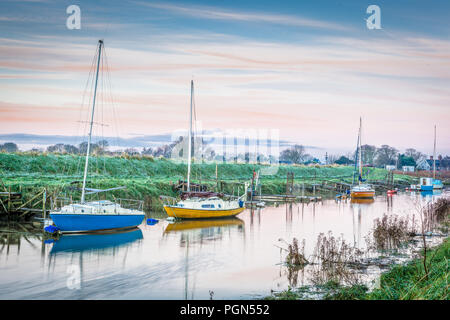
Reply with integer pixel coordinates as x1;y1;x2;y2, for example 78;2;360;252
0;191;446;299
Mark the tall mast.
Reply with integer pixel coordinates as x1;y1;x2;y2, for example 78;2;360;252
358;117;362;184
81;40;103;203
433;125;436;179
352;126;360;185
186;80;193;192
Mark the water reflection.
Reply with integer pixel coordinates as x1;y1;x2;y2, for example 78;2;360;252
163;218;245;300
50;228;143;254
0;191;447;299
0;222;43;257
164;218;244;234
386;195;393;212
421;189;442;200
248;208;262;230
350;198;375;204
349;199;374;248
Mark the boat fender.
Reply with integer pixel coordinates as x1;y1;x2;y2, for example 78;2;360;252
146;218;159;225
238;200;244;208
44;225;60;234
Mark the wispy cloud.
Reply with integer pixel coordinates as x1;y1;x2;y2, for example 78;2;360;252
134;1;351;31
0;1;449;155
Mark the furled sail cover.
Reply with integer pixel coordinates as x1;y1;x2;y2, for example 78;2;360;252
180;191;224;200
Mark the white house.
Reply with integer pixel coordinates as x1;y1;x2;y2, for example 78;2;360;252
402;166;415;172
416;158;431;171
385;165;396;171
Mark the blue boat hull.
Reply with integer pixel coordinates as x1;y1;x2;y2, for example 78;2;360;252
420;185;433;191
50;213;145;233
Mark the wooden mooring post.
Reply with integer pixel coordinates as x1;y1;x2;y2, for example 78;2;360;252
286;172;294;196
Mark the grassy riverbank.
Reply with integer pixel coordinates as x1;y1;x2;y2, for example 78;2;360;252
266;238;449;300
366;238;449;300
0;152;416;210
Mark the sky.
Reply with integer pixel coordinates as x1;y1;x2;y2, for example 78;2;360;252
0;0;449;158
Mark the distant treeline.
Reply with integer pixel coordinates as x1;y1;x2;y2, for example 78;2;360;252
1;140;449;170
280;144;450;170
0;139;180;158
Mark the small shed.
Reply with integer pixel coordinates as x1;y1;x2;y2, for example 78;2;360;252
402;166;415;172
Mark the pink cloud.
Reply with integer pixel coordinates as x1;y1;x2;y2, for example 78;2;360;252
0;32;449;154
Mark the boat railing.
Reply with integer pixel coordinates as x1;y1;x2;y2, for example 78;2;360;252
50;196;73;211
229;193;247;201
116;198;144;211
227;194;239;200
50;196;143;212
160;195;177;206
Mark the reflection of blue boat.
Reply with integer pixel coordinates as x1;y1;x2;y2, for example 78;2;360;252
420;189;442;199
420;190;433;197
50;228;143;254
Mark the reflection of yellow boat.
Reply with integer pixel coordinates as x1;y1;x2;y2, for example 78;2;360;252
164;217;244;233
351;198;375;204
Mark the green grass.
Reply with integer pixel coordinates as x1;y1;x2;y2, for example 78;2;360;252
0;152;415;210
0;152;414;182
366;238;449;300
323;283;369;300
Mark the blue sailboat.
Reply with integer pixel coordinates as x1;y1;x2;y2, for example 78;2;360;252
49;40;145;233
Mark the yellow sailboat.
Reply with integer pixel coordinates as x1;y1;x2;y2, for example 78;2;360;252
164;199;245;219
351;117;375;200
162;81;245;219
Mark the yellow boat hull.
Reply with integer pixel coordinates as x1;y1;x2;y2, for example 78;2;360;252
163;205;245;219
351;191;375;199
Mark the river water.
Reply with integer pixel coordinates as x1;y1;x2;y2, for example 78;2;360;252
0;190;446;299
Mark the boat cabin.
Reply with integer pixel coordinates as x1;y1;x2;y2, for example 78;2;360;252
420;177;433;186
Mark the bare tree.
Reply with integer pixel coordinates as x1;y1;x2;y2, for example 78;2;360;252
280;145;309;164
405;148;425;162
375;145;398;167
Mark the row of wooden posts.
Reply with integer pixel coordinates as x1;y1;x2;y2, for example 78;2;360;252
0;182;50;220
